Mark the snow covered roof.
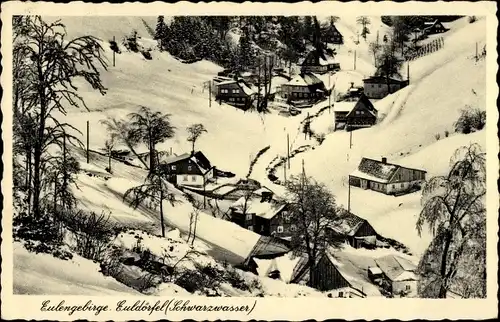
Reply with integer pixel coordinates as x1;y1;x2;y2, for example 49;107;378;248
163;151;212;174
350;157;427;183
350;158;399;183
246;235;290;260
230;196;286;220
328;210;372;237
284;72;324;87
375;255;418;282
368;266;383;275
217;79;237;86
285;75;309;86
239;81;256;96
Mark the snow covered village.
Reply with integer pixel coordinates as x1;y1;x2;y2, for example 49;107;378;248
10;14;488;300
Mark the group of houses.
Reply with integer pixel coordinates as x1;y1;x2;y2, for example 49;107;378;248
214;46;341;110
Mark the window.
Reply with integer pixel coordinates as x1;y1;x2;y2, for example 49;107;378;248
248;225;253;231
277;226;284;233
171;165;176;170
405;285;411;291
229;97;234;102
221;89;228;94
191;176;196;182
338;291;344;298
245;213;252;221
188;165;192;171
290;224;297;231
183;175;188;181
232;89;240;94
400;183;404;188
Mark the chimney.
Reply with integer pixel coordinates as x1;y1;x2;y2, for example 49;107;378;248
382;157;387;164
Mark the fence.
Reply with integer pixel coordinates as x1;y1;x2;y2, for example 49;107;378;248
406;37;445;61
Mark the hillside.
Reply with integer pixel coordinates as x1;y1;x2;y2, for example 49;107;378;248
280;16;487;256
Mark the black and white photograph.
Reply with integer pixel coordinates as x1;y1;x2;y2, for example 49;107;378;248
1;1;498;320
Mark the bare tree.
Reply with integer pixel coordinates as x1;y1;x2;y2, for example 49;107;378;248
124;172;179;237
100;117;147;168
187;200;203;246
128;106;176;174
186;123;207;154
284;171;343;284
13;16;107;218
356;16;371;40
416;143;486;298
369;41;382;66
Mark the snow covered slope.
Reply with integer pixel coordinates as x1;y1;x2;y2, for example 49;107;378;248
14;243;140;295
283;17;487;256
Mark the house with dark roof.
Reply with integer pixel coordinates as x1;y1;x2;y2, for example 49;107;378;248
334;94;378;131
322;24;344;45
373;255;418;297
228;190;294;239
290;252;368;298
279;72;328;107
349;157;427;196
215;78;257;110
362;76;409;99
327;210;378;249
159;151;215;188
300;48;340;74
422;19;448;35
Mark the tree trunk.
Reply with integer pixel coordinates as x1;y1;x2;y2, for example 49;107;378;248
108;153;112;173
192;140;195;154
438;230;453;298
159;190;165;237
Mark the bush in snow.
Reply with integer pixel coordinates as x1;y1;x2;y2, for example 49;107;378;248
109;40;121;54
60;210;116;261
444;130;450;137
122;30;140;53
435;133;441;141
468;16;477;24
454;107;486;134
13;211;73;260
175;264;222;296
141;49;153;60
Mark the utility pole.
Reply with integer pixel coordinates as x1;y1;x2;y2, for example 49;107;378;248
209;81;212;108
349;130;353;149
354;50;357;70
347;175;351;213
113;36;116;67
407;62;410;84
328;76;331;113
284;161;287;184
203;176;206;209
287;133;290;169
86;120;90;163
475;42;478;61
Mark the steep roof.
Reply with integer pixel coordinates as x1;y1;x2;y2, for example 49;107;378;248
163;151;212;174
302;48;337;67
230;196;286;220
246;235;290;260
328;210;374;237
346;94;377;118
350;157;427;184
375;255;418;282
